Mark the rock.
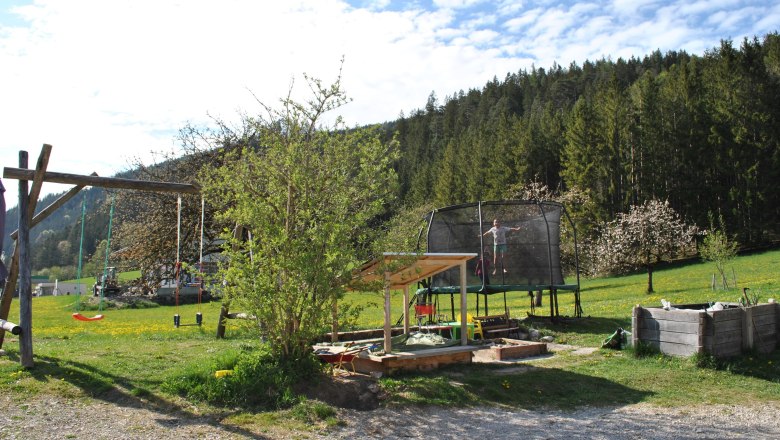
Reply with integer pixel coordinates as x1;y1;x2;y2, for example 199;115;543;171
540;335;555;343
529;329;541;341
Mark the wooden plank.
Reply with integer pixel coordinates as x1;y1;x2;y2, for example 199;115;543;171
704;331;742;347
756;340;777;354
3;167;200;194
640;319;700;334
751;313;777;327
711;343;742;358
750;304;777;318
710;307;743;322
643;340;699;357
710;318;742;334
639;329;700;345
639;308;703;323
754;322;777;335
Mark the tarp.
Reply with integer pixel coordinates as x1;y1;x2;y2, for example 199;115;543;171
390;332;461;351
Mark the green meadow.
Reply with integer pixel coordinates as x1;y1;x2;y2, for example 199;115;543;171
0;249;778;418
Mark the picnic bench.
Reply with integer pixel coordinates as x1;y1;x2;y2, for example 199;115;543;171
474;312;520;339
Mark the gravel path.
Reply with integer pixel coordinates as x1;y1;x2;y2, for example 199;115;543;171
1;395;779;439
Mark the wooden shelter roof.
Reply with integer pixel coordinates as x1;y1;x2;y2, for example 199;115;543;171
353;252;477;289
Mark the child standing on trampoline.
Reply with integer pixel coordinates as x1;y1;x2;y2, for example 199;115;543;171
483;218;521;275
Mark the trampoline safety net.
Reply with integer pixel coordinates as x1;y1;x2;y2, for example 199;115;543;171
424;200;571;290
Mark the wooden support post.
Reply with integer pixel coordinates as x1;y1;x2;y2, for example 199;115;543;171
460;261;467;346
18;151;33;368
743;306;755;351
403;285;410;335
1;148;85;349
631;305;640;349
383;272;392;354
331;296;339;343
697;311;705;354
0;176;92;348
549;289;554;319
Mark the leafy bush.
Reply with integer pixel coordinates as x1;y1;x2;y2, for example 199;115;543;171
162;346;321;410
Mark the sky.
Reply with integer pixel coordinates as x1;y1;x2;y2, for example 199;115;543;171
0;0;777;204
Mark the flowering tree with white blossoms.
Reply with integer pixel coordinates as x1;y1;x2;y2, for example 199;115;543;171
590;199;698;293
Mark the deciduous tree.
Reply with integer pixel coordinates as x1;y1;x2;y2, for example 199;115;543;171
201;70;399;362
590;199;698;292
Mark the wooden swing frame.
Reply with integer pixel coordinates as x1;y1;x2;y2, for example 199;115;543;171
1;145;199;368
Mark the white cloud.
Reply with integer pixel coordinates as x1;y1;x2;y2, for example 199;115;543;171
433;0;487;10
1;0;776;202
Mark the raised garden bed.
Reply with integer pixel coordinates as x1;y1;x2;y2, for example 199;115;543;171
478;338;547;361
632;302;778;358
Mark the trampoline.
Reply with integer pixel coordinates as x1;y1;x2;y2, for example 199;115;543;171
415;200;582;319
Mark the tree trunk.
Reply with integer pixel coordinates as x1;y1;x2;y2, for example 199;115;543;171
647;264;654;293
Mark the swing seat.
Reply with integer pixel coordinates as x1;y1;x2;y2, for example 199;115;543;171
72;312;104;322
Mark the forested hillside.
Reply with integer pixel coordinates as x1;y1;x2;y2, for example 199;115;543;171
387;34;780;245
2;187;113;278
3;33;779;277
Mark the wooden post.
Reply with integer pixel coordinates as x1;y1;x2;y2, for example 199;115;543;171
383;272;392;354
631;305;640;348
330;296;339;343
743;306;755;351
696;311;705;354
403;285;410;335
18;151;34;368
460;261;467;346
0;147;58;349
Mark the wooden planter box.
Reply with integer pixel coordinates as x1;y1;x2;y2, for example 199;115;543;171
631;303;778;358
479;338;548;361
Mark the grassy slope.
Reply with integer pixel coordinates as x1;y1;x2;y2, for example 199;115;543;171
0;249;778;413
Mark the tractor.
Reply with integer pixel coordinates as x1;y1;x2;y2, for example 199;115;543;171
93;266;122;296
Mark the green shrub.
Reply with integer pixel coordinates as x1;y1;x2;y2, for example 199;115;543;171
162;346;321;410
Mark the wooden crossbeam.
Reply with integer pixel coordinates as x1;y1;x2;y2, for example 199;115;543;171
3;167;200;194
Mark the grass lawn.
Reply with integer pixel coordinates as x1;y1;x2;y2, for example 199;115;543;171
0;249;779;421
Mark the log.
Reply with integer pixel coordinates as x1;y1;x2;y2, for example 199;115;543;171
3;167;200;194
18;151;34;368
0;319;21;335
